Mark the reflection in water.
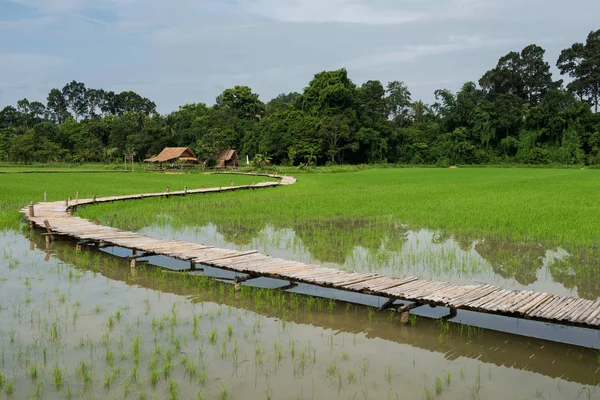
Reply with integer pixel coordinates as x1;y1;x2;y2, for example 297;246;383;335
140;217;600;300
474;239;547;286
27;231;600;387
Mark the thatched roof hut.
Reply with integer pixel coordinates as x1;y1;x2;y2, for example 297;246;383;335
144;147;199;164
215;149;239;169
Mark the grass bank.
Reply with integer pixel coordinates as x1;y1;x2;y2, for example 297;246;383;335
0;171;272;230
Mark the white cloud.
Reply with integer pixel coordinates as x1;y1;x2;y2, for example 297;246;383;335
0;53;68;105
0;16;55;31
2;0;600;112
9;0;88;14
238;0;426;24
348;36;515;70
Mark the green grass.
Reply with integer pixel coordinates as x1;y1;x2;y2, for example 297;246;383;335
0;162;129;173
0;170;273;230
81;168;600;248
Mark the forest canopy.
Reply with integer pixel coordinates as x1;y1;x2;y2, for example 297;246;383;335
1;30;599;166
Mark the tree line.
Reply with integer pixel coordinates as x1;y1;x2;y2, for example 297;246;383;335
1;29;599;166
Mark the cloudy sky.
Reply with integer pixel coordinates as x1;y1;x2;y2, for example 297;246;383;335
1;0;599;113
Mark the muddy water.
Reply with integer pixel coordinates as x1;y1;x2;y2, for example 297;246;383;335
0;230;599;399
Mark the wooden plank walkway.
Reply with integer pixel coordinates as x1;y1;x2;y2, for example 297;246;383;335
20;174;600;330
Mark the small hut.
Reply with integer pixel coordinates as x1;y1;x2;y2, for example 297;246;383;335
144;147;199;168
215;149;239;169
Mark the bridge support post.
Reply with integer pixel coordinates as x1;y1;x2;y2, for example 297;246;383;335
278;281;298;291
233;275;254;292
379;298;396;311
396;302;423;325
42;220;53;245
442;307;458;320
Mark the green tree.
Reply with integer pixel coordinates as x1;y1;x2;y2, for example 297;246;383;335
215;86;265;120
0;106;21;127
46;89;71;123
480;44;558;105
557;29;600;112
300;69;357;116
386;81;412;126
266;92;301;113
62;80;88;120
16;99;46;128
319;114;357;164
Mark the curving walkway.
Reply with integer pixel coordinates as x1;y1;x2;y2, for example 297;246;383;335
21;173;600;330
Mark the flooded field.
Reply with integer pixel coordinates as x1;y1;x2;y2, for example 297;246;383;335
0;230;599;400
2;168;600;399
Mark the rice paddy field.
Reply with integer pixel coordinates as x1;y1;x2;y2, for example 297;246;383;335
1;168;600;399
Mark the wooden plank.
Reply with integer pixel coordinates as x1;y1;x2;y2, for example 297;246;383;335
518;293;553;315
570;299;599;323
454;285;502;308
528;296;561;318
584;301;600;324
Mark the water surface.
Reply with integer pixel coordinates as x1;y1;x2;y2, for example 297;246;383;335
1;230;598;399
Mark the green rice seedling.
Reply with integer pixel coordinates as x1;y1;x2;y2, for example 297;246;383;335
423;386;433;400
435;377;443;395
409;315;418;327
328;298;336;312
290;340;296;360
385;365;393;384
169;379;179;400
77;360;92;387
52;364;64;389
163;361;173;378
192;316;199;339
5;380;14;396
185;361;198;378
360;361;368;377
367;307;376;320
327;363;337;377
105;348;114;366
347;369;356;384
199;369;207;386
219;383;228;400
130;365;138;382
28;363;39;380
150;368;159;386
104;368;115;389
172;336;182;352
209;329;218;344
